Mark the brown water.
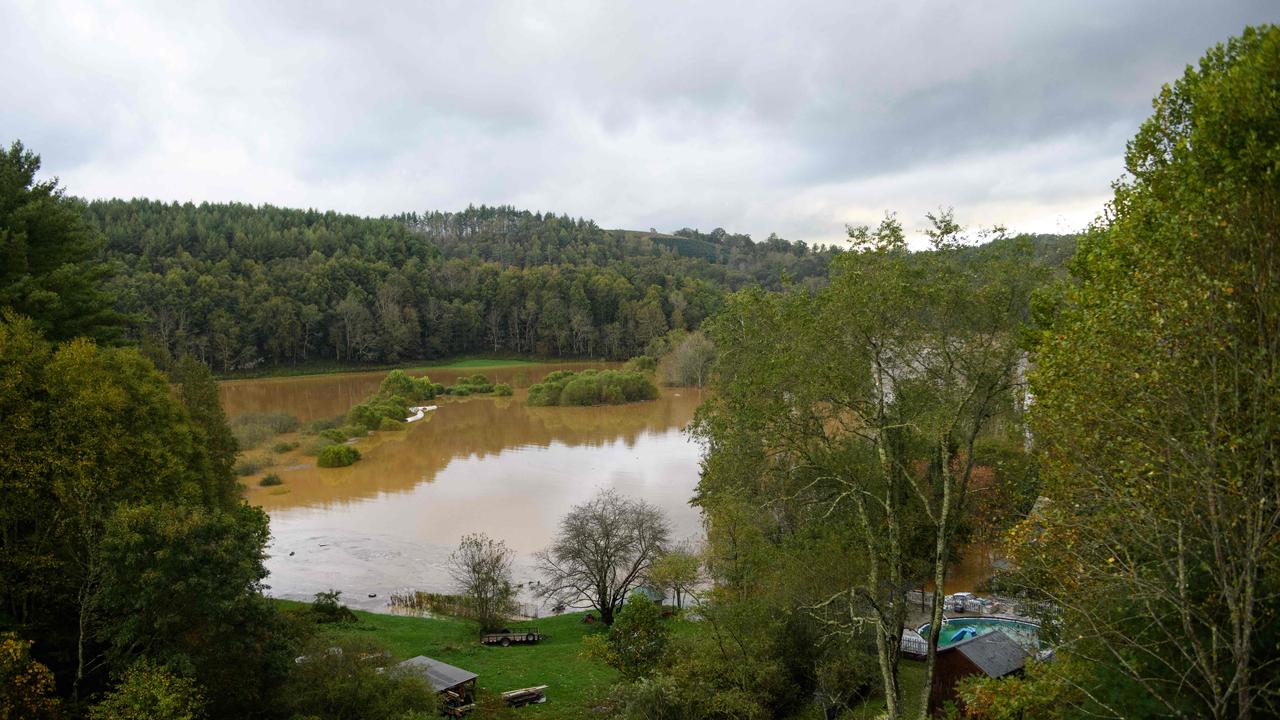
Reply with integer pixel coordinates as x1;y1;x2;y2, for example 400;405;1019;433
219;364;706;611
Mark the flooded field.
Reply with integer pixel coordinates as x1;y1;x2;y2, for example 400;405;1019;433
220;364;705;611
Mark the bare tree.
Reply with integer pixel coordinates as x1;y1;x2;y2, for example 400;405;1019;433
447;533;515;632
535;490;669;625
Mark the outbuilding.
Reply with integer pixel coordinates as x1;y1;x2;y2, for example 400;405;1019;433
927;630;1030;716
396;656;478;715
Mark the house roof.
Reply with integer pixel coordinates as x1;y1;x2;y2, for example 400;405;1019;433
951;630;1029;678
397;656;478;692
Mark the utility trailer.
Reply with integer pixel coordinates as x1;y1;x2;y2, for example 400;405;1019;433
480;627;544;646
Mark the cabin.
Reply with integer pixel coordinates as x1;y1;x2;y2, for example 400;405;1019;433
396;656;478;715
928;630;1030;716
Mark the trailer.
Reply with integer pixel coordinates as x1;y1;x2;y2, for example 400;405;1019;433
480;627;544;646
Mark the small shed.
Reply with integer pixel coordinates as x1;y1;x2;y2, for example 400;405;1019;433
928;630;1029;716
397;656;478;710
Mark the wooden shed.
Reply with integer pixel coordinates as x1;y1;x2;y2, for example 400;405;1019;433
396;656;478;715
927;630;1030;716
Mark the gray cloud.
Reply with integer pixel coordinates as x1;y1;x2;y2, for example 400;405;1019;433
2;0;1274;244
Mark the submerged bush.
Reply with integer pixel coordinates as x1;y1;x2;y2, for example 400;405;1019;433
233;455;272;476
259;473;283;487
493;383;513;396
271;440;299;454
378;416;405;431
229;412;300;449
317;445;360;468
527;369;657;407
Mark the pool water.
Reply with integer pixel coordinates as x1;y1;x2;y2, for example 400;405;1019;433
918;617;1041;650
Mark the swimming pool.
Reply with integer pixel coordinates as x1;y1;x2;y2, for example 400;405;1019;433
917;617;1041;650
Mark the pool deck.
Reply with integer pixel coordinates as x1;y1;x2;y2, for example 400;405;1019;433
903;591;1040;628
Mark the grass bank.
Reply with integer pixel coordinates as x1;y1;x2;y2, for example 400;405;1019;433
216;356;572;381
278;602;620;719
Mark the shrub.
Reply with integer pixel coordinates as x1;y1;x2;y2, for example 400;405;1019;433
378;416;405;431
318;428;347;444
317;445;360;468
624;355;657;373
87;660;205;720
303;415;341;433
527;369;657;406
229;412;300;449
493;383;513;396
233;455;271;476
282;637;436;720
310;590;358;624
259;474;283;487
271;440;299;454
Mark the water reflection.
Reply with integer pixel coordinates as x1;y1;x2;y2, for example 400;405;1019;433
221;368;705;611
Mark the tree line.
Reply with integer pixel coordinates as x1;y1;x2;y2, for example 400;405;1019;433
83;200;843;371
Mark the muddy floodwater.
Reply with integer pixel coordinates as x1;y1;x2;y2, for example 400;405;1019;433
220;364;705;611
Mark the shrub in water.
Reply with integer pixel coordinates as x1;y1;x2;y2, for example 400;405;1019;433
259;473;283;487
317;445;360;468
271;440;299;453
493;383;513;396
378;416;405;431
234;455;271;476
319;428;347;444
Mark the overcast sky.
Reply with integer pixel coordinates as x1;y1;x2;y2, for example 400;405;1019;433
2;1;1274;245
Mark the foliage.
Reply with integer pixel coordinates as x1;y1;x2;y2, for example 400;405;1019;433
949;658;1082;720
0;632;59;720
95;502;288;718
279;637;436;720
493;383;513;396
585;594;670;681
316;444;360;467
232;454;272;476
693;215;1044;718
269;440;298;453
310;590;358;625
0;312;268;703
526;369;658;407
87;660;205;720
83;202;831;368
648;547;701;609
228;411;299;449
0;141;125;343
1020;25;1280;719
661;332;715;387
446;534;516;633
258;473;283;487
536;490;670;625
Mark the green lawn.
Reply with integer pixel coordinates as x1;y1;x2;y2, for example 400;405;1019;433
279;600;919;719
280;602;620;719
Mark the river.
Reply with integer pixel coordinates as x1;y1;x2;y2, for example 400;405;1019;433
220;363;706;611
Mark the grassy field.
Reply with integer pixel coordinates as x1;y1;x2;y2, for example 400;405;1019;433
280;602;620;719
217;356;573;380
279;600;923;719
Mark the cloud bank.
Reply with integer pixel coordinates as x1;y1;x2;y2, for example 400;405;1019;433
2;1;1273;243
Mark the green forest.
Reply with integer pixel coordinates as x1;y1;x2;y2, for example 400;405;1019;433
0;22;1276;720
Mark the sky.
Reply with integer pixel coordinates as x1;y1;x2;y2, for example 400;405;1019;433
2;1;1274;246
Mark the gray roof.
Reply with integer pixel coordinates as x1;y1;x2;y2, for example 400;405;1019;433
952;630;1029;678
396;656;478;692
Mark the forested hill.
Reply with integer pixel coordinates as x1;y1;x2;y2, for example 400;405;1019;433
81;199;1073;372
83;200;837;370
